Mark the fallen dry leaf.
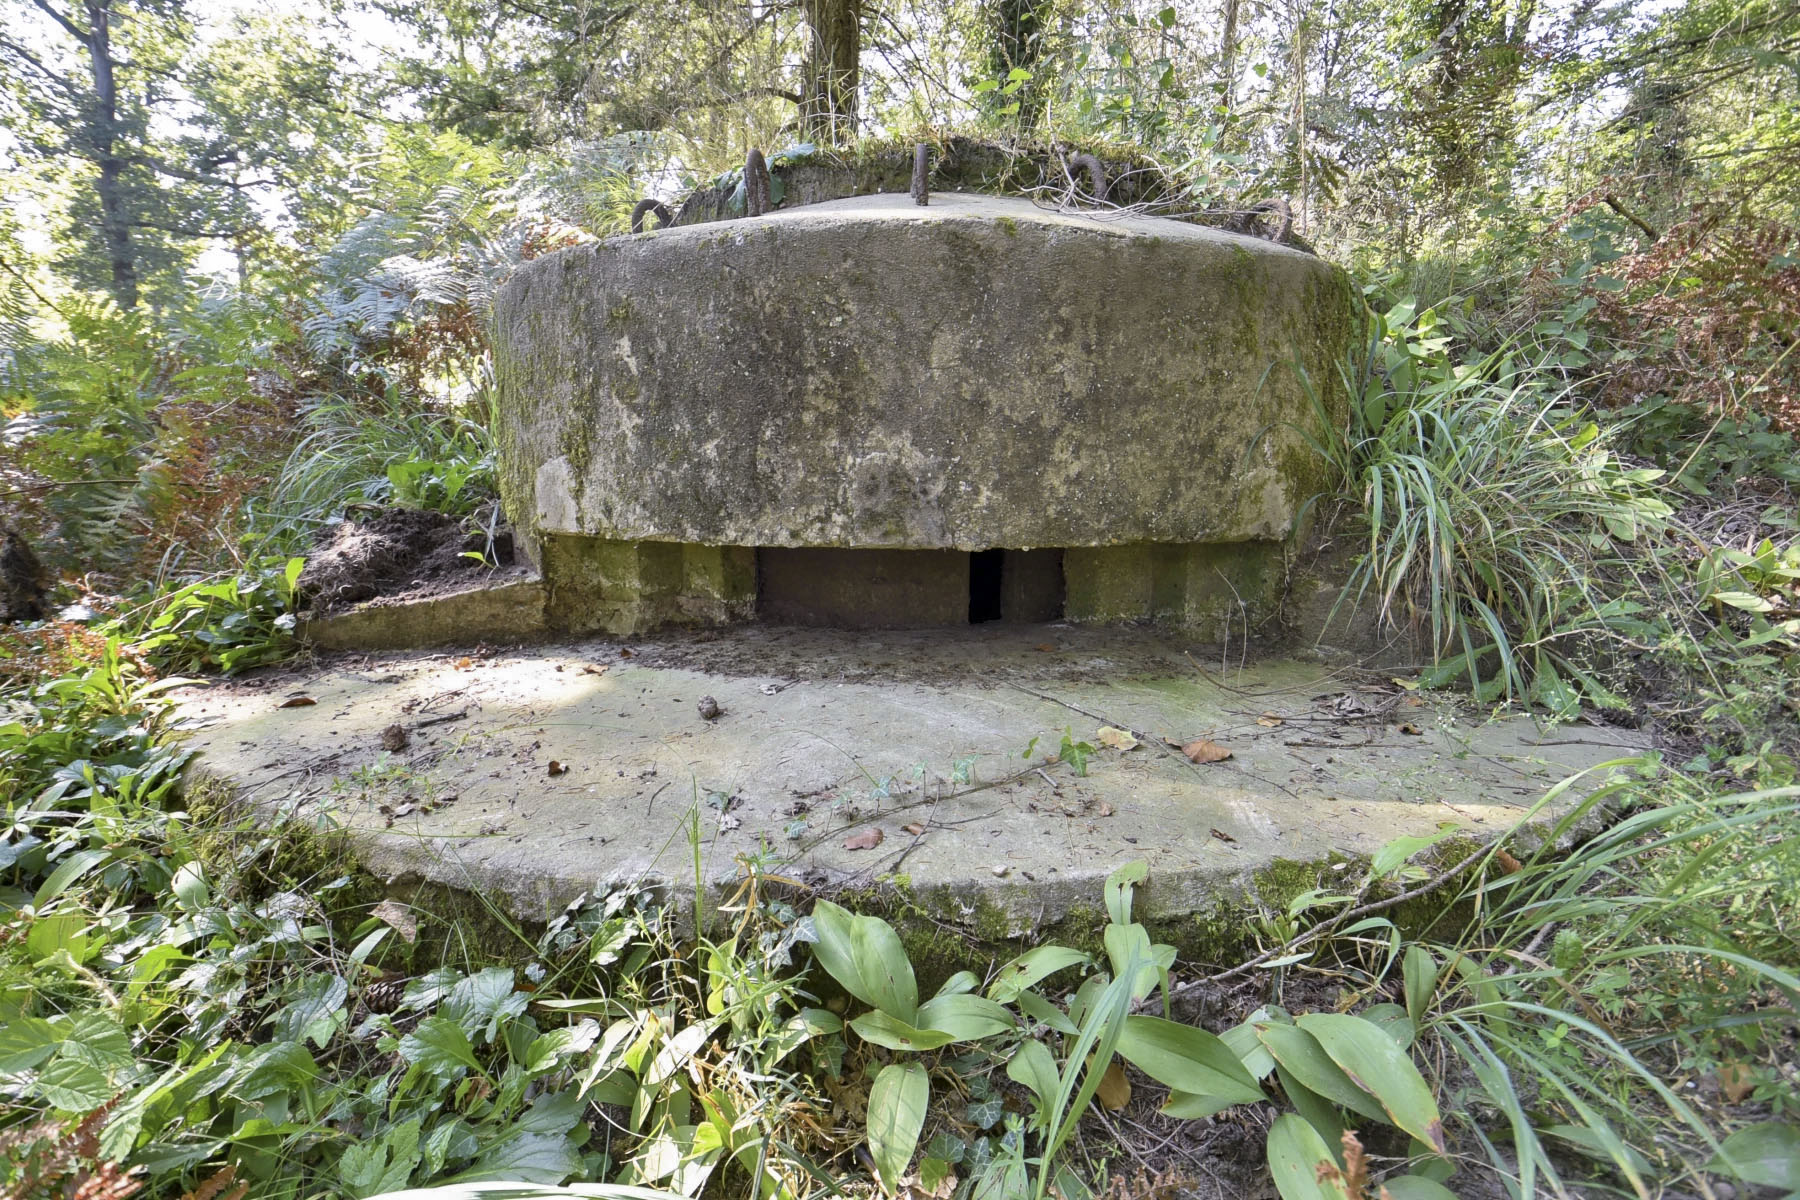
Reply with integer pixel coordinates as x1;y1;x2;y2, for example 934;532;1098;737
1719;1062;1755;1104
1210;828;1238;844
371;899;418;944
1097;802;1114;818
902;822;926;836
453;656;474;670
547;760;568;777
1035;643;1055;652
1096;1059;1132;1111
1397;722;1423;736
842;827;884;850
1096;726;1139;751
1256;713;1284;727
278;696;317;708
1182;739;1232;763
1495;848;1523;874
581;663;608;676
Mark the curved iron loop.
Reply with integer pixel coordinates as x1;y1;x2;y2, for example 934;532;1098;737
630;199;673;233
744;148;772;217
911;143;930;206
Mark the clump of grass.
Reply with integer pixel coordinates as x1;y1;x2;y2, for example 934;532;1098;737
1302;298;1674;714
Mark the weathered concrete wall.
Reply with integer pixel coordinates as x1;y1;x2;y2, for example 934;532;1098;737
494;193;1351;568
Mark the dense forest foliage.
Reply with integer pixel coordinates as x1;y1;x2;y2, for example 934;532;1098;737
3;1;1799;1199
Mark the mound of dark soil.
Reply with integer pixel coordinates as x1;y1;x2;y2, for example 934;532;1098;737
298;507;518;616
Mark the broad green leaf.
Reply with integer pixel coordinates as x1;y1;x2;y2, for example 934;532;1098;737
1403;945;1438;1027
36;1057;112;1111
33;848;109;909
400;1015;483;1077
27;912;87;963
1371;826;1460;878
1015;989;1078;1036
170;861;210;910
1266;1114;1349;1200
868;1062;929;1194
1005;1038;1059;1108
1116;1016;1266;1105
1277;1066;1345;1160
1103;923;1169;1001
59;1012;134;1073
1295;1013;1445;1154
987;945;1088;1003
811;901;918;1021
1222;1017;1276;1080
1257;1022;1387;1126
445;967;529;1042
850;1010;956;1052
1160;1091;1242;1119
341;1120;422;1198
1359;1003;1415;1049
273;973;348;1047
916;993;1014;1041
454;1130;584;1185
0;1017;59;1073
1708;1122;1800;1190
934;970;979;998
1104;860;1147;925
1379;1176;1458;1200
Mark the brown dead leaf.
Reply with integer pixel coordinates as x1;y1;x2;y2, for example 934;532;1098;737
581;663;608;676
843;827;884;850
453;656;474;670
902;823;926;836
1397;722;1423;736
1210;828;1238;844
1255;713;1284;727
1095;1059;1132;1111
278;696;317;708
1096;726;1139;751
370;899;418;944
547;760;568;776
1097;802;1114;818
1182;739;1232;763
1719;1062;1755;1104
618;647;635;658
1035;643;1056;652
1495;848;1523;874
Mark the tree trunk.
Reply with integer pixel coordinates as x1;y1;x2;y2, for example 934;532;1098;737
83;1;138;309
987;0;1054;129
800;0;861;144
1219;0;1241;113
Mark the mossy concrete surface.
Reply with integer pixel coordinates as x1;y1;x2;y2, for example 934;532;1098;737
175;626;1643;954
492;194;1352;582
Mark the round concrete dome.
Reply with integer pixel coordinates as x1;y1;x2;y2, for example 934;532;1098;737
492;192;1352;634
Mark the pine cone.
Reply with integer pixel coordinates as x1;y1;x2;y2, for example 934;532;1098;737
363;977;407;1014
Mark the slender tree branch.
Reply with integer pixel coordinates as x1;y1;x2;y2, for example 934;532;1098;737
0;33;83;99
128;217;257;239
1603;195;1659;243
30;0;89;44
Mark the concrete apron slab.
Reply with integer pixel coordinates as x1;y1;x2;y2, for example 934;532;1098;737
173;626;1646;934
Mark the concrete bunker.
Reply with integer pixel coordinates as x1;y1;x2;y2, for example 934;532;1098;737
491;191;1354;638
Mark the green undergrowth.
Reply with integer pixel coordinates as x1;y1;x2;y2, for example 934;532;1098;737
6;632;1800;1200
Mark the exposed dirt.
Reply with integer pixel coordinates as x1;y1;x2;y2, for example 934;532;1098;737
297;506;523;616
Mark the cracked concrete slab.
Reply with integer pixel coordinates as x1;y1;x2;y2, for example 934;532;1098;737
173;626;1646;932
